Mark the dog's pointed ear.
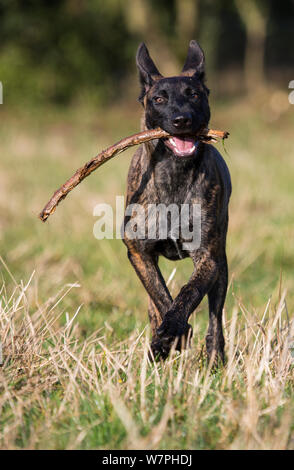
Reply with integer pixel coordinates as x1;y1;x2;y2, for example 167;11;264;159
181;40;205;80
136;42;163;104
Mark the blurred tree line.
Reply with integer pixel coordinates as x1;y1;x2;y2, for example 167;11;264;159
0;0;293;106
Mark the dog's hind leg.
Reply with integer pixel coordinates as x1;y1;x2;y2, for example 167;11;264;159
206;253;227;366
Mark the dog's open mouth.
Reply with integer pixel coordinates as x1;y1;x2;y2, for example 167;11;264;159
164;136;198;157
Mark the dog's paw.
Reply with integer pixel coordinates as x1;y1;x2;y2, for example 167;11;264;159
155;317;193;356
149;337;171;362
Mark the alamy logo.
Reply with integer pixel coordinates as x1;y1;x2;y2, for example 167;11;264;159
289;80;294;105
93;196;202;250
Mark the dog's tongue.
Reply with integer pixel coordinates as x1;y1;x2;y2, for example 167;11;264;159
166;136;197;156
173;137;195;152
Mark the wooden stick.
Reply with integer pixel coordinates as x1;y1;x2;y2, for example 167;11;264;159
39;127;229;222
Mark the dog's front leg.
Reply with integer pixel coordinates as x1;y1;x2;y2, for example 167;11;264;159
148;297;162;337
127;247;172;313
125;238;172;308
156;251;218;357
126;244;177;359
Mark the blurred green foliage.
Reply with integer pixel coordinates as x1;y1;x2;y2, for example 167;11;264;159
0;0;293;105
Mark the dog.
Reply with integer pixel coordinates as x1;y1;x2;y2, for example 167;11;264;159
123;40;231;363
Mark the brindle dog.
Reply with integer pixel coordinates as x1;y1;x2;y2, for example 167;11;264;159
123;40;231;363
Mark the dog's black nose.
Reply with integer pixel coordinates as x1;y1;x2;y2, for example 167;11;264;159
172;113;192;130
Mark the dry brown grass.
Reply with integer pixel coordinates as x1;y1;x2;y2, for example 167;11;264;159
0;263;293;450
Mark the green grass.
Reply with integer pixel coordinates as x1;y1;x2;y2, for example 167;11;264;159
0;92;293;449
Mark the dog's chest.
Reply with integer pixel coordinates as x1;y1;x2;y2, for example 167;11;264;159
149;154;210;210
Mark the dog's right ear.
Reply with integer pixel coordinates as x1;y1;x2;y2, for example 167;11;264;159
136;43;162;104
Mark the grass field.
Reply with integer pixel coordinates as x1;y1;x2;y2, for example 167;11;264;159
0;91;293;449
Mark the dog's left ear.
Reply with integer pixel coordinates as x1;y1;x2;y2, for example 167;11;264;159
136;42;163;104
181;40;205;80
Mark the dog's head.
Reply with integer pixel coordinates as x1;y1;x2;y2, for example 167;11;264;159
136;40;210;158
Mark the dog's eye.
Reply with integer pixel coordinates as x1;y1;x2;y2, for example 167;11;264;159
154;96;165;104
185;88;198;99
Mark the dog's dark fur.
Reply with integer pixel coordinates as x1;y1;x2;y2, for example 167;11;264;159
123;41;231;362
